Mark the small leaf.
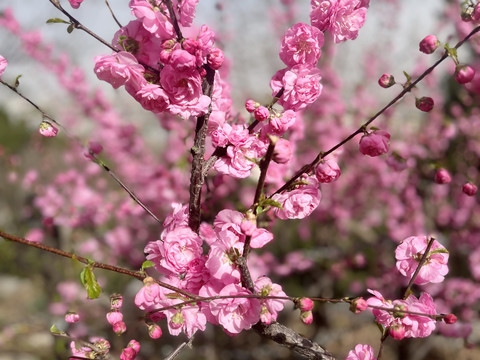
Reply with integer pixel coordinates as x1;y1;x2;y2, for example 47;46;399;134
14;74;22;88
46;18;69;24
67;24;75;34
80;265;101;299
261;199;282;209
141;260;155;271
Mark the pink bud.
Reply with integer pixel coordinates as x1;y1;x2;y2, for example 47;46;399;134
315;159;341;183
389;324;406;340
378;73;395;88
39;121;58;137
88;141;103;154
254;106;270;121
419;35;439;54
359;130;390;157
434;168;452;184
148;324;162;339
120;347;137;360
300;310;313;324
127;339;141;353
106;311;124;325
272;138;292;164
240;220;257;236
245;99;257;113
415;97;434;112
0;55;7;79
444;313;457;324
462;182;477;196
65;312;80;323
298;297;314;311
349;298;368;314
473;4;480;21
113;321;127;335
455;65;475;84
110;294;123;310
207;47;224;70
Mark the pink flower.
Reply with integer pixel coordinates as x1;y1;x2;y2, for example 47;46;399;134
113;321;127;335
136;84;170;113
250;228;274;248
419;35;439;54
444;314;457;324
298;297;314;311
164;304;207;338
272;177;322;219
378;73;395;88
39;121;58;137
65;312;80;323
120;346;137;360
207;47;224;70
462;182;477;196
94;51;146;90
148;324;162;339
145;226;203;275
209;283;261;335
272;138;292;164
68;0;84;9
134;277;166;317
401;293;437;338
434;168;451;184
255;277;287;324
160;65;211;118
279;22;324;67
359;130;390;157
0;55;7;79
455;65;475;84
345;344;376;360
300;310;313;324
174;0;199;27
310;0;369;43
395;235;449;285
129;0;174;40
254;106;270;122
270;65;323;111
106;311;123;325
267;110;297;135
389;324;406;340
315;159;341;183
245;99;257;112
415;96;434;112
350;297;368;313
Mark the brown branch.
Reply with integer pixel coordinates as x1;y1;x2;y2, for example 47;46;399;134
403;236;436;298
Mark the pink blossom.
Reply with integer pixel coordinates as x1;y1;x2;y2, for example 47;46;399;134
174;0;199;27
148;324;162;339
401;293;437;338
462;182;478;196
207;47;224;70
65;312;80;323
267;110;297;135
279;22;324;67
168;49;197;71
39;121;58;137
389;324;406;340
255;276;287;324
25;228;44;243
164;304;207;338
300;310;313;324
120;346;137;360
455;65;475;84
254;106;270;121
359;130;390;157
416;96;434;112
0;55;7;79
310;0;369;43
419;35;439;54
205;230;242;284
434;168;451;184
378;73;395;88
366;289;395;328
113;321;127;335
160;65;211;118
444;314;457;324
350;297;368;313
298;297;314;311
270;65;323;111
272;177;322;219
145;226;203;275
273;138;292;164
209;283;261;334
106;311;123;325
134;277;166;316
250;228;274;248
94;51;146;90
68;0;84;9
245;99;257;112
395;235;449;285
129;0;174;40
136;84;170;113
345;344;376;360
315;159;341;183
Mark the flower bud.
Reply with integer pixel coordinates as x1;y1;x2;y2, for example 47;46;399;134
120;347;137;360
315;159;341;183
0;55;7;79
444;313;457;324
127;339;141;353
462;182;477;196
455;65;475;84
389;324;406;340
415;97;434;112
245;99;257;113
148;324;162;339
272;138;292;164
39;121;58;137
434;168;451;184
378;73;395;88
113;321;127;335
106;311;124;325
298;297;314;312
110;294;123;310
300;310;313;324
207;47;224;70
359;130;390;157
65;312;80;323
349;297;368;314
254;106;270;121
419;35;439;54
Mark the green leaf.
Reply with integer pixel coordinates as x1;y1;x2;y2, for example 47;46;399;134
46;18;69;24
14;74;22;88
80;265;101;299
141;260;155;271
261;199;282;209
67;23;75;34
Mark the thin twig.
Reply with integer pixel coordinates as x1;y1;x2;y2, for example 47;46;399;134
104;0;122;28
403;237;436;298
163;336;194;360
